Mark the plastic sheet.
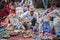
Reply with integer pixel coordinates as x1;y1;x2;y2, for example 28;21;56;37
0;28;5;32
42;21;50;33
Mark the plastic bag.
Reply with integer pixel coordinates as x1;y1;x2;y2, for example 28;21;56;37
10;17;19;26
54;19;60;36
42;21;50;33
15;23;21;29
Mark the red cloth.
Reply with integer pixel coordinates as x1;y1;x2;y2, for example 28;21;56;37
0;9;9;21
0;4;10;21
4;4;10;14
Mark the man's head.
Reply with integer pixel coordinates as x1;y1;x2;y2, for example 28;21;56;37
25;0;28;6
29;5;35;14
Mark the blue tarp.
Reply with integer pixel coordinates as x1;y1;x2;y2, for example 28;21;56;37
42;21;50;33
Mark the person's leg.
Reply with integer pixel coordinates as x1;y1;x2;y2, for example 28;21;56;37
30;18;37;30
31;17;37;26
45;0;48;9
42;0;48;9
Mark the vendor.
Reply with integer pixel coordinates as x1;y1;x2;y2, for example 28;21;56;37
20;5;38;29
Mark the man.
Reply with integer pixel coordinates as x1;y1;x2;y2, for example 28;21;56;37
20;5;38;26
